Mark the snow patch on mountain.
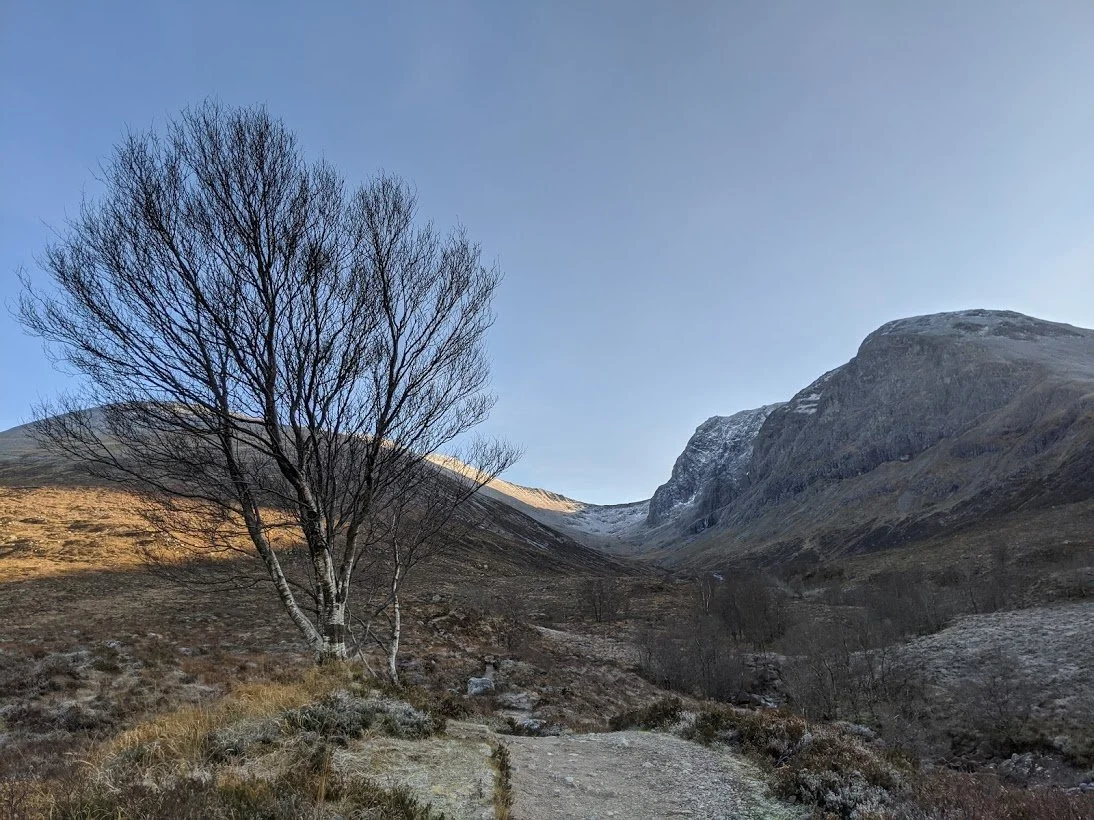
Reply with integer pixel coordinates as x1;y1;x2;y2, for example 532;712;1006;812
565;499;650;537
870;309;1088;342
647;405;782;528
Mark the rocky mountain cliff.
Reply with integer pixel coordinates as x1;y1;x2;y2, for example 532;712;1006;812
676;309;1094;565
647;405;781;531
484;309;1094;566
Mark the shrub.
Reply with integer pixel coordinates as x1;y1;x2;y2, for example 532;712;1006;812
282;691;440;740
771;732;907;818
48;768;447;820
492;743;513;819
608;697;683;731
48;773;311;820
681;707;911;819
682;707;809;761
201;717;281;762
0;778;35;820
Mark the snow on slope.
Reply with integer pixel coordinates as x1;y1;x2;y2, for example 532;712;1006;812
427;453;651;547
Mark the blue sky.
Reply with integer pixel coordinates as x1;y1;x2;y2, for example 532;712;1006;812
3;1;1094;503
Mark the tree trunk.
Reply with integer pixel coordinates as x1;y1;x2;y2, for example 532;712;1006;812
387;563;403;684
319;600;348;663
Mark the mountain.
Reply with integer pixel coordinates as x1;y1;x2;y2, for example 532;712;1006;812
680;309;1094;563
646;405;782;532
483;309;1094;567
0;416;630;577
11;308;1094;572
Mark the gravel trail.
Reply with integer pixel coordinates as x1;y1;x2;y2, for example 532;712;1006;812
505;729;802;820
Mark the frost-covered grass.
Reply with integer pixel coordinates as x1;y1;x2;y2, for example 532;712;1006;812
8;665;465;819
608;700;1094;819
900;601;1094;765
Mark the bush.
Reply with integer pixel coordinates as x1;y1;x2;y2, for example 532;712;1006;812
282;691;440;740
608;697;683;731
681;707;809;761
202;717;281;762
577;578;630;623
771;732;907;818
48;768;447;820
492;743;513;818
48;773;312;820
680;707;911;818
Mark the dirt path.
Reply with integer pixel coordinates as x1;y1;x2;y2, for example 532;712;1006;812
504;730;802;820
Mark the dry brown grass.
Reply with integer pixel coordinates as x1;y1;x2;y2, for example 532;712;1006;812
904;770;1094;819
0;486;159;580
0;485;303;583
99;664;358;765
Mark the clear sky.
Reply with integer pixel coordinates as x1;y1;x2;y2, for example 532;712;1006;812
3;1;1094;503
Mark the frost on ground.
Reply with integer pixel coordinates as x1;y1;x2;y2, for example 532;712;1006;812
900;601;1094;746
330;725;497;818
563;499;650;537
505;729;803;820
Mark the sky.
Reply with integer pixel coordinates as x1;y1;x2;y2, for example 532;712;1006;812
3;1;1094;504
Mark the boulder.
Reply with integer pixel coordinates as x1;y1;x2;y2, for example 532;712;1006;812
467;676;495;696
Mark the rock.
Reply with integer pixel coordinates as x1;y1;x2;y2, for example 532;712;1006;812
505;716;558;737
495;691;537;711
647;406;781;529
467;676;495;696
733;692;779;710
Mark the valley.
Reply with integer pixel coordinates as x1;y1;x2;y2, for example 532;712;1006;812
2;309;1094;818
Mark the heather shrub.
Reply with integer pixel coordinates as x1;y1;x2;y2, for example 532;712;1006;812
681;707;810;762
771;731;907;818
47;767;446;820
608;696;683;731
282;691;440;740
201;716;281;762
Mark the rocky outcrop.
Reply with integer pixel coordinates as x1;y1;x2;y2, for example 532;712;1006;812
680;310;1094;563
452;309;1094;565
647;405;781;530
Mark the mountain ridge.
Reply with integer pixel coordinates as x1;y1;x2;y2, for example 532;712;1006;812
478;308;1094;566
8;308;1094;570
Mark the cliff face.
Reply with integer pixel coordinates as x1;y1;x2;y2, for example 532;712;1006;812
646;406;781;530
677;310;1094;564
438;309;1094;566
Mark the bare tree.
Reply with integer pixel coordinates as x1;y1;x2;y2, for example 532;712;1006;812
352;451;502;683
577;577;630;623
19;102;518;663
